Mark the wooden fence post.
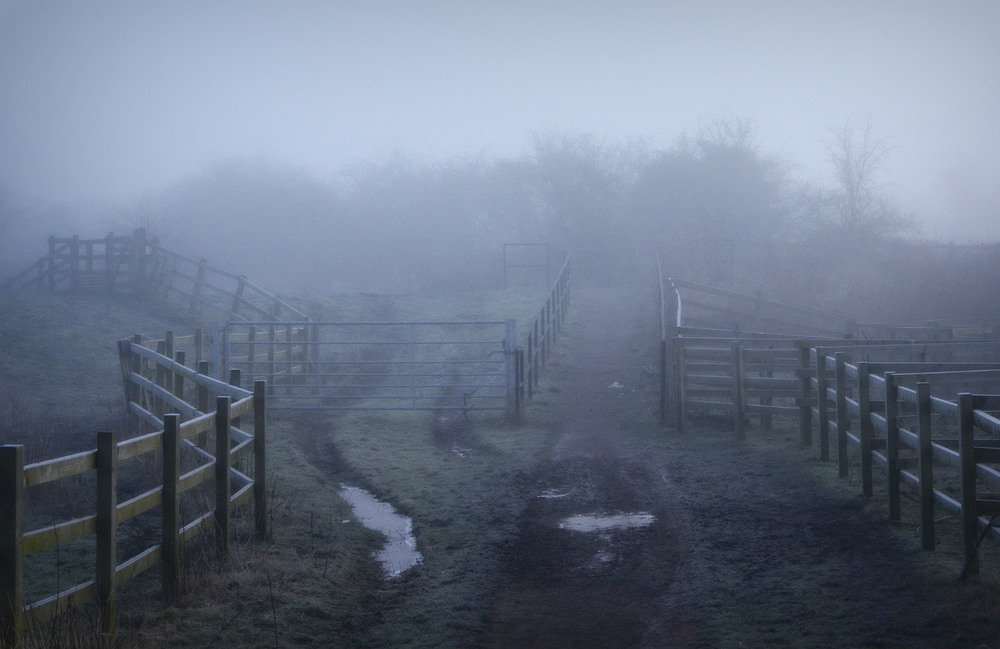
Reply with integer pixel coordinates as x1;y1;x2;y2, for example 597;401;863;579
247;326;257;379
96;431;118;638
229;370;242;431
162;414;181;601
816;349;830;461
267;325;277;388
164;332;174;403
835;352;849;478
155;340;168;419
504;320;518;416
760;348;774;430
857;362;874;498
307;323;318;374
131;228;148;295
659;338;668;426
732;343;746;440
254;380;268;540
69;234;80;293
797;343;812;446
526;330;535;400
194;328;204;366
47;235;56;290
675;341;687;432
104;232;115;294
917;382;935;551
173;351;185;409
197;360;211;449
532;320;540;389
958;392;978;576
885;372;901;525
211;322;222;381
515;347;525;412
231;277;247;318
0;445;25;648
215;396;232;559
197;361;210;413
118;335;142;410
285;324;294;379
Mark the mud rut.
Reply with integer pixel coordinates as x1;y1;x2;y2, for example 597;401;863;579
479;281;983;649
481;284;700;648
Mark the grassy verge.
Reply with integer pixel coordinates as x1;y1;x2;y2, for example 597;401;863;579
1;286;557;648
653;417;1000;648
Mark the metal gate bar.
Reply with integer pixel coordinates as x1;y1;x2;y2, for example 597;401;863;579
225;320;516;413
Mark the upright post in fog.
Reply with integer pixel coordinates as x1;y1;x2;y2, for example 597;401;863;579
505;320;518;416
0;445;25;648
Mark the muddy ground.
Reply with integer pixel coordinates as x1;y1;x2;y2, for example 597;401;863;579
478;284;1000;649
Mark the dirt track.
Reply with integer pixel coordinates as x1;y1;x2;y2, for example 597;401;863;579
480;283;997;648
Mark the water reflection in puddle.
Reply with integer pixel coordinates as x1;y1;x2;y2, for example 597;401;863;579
558;512;655;533
340;485;423;578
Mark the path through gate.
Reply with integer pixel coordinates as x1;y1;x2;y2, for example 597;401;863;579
224;320;518;414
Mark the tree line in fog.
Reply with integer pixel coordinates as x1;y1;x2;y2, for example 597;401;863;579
2;117;996;321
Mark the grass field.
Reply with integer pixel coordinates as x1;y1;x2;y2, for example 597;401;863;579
0;285;560;648
5;284;1000;648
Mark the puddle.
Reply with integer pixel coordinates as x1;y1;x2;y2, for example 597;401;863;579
340;485;423;578
450;443;473;457
558;512;655;533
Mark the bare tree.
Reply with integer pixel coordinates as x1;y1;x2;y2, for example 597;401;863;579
825;117;915;240
699;113;760;150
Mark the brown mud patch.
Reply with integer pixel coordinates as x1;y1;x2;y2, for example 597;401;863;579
479;283;998;648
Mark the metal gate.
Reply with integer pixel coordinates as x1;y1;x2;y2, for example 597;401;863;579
224;320;517;413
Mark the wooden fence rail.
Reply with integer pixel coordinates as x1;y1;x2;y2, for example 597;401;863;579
4;229;309;324
799;345;1000;575
147;244;309;322
0;341;267;647
672;335;844;434
659;266;1000;572
4;231;151;294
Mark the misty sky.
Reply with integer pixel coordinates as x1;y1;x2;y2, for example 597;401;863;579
1;1;998;241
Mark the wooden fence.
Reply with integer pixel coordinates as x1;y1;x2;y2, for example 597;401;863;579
658;264;1000;572
672;335;815;435
4;229;309;323
4;231;151;295
220;252;570;415
146;244;309;322
801;343;1000;575
0;336;267;647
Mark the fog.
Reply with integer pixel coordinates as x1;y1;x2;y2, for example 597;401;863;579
1;1;999;291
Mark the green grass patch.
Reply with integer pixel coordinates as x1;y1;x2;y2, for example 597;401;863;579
1;285;558;648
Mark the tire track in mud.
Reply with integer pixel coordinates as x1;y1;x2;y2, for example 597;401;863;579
481;285;703;648
481;280;997;648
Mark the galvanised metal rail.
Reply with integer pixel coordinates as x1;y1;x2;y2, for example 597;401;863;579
225;320;517;413
517;253;571;408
